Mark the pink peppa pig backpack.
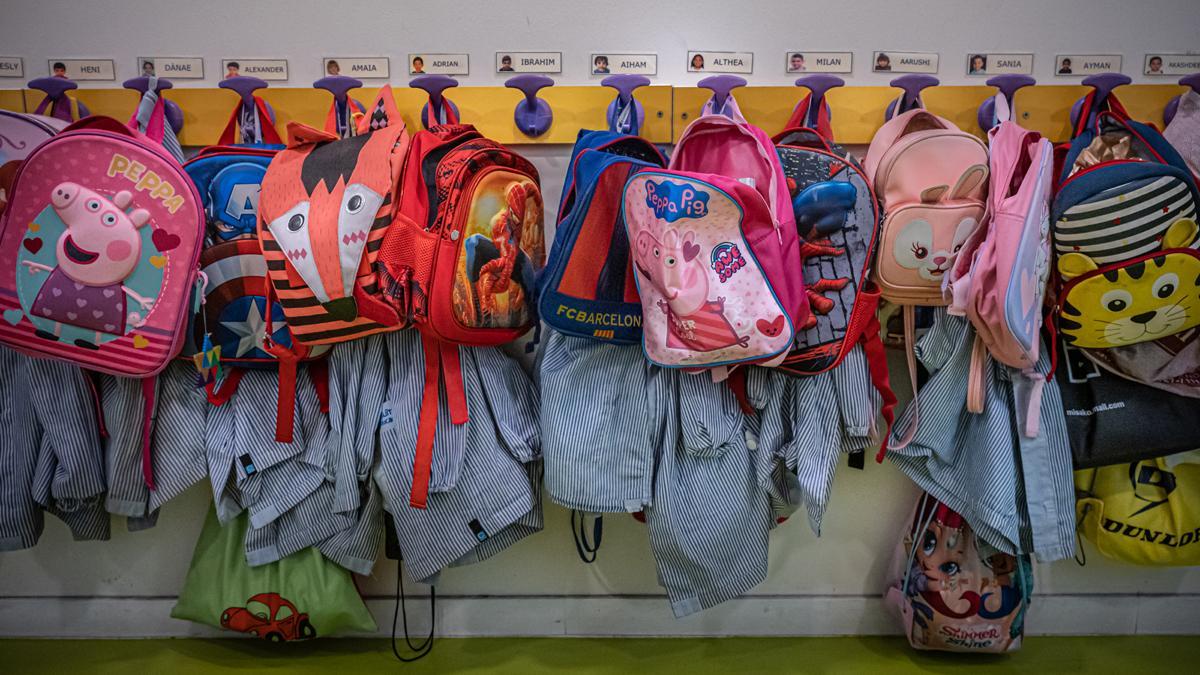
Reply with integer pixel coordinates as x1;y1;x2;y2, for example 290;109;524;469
622;83;806;375
0;113;203;488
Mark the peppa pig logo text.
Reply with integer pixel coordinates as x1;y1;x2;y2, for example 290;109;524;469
106;153;185;214
645;179;709;223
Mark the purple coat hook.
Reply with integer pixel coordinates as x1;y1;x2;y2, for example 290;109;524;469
314;75;362;105
793;74;843;128
1069;72;1131;130
1164;73;1200;127
123;76;183;134
28;76;90;118
507;74;554;137
698;75;746;115
977;74;1036;132
602;74;649;134
411;74;460;128
219;75;275;125
885;74;939;120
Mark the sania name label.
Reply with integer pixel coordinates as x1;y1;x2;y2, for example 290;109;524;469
49;59;115;81
1055;54;1122;76
1145;53;1200;76
409;53;468;75
324;57;389;79
137;57;204;79
966;53;1033;76
222;59;288;81
591;53;657;76
689;51;753;74
872;51;938;74
0;57;23;78
786;52;852;74
496;52;561;73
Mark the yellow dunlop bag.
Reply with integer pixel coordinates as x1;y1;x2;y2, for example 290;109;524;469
1075;451;1200;566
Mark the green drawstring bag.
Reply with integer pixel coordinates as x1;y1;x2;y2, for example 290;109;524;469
171;507;377;640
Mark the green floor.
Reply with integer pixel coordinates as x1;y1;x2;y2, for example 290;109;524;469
3;637;1199;674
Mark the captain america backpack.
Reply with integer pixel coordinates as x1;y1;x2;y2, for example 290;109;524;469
538;129;666;343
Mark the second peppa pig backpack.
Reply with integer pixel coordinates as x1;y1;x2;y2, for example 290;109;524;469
0;110;69;218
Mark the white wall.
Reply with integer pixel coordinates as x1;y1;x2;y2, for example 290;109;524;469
1;0;1199;638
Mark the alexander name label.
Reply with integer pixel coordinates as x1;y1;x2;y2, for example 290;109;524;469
496;52;561;73
689;51;754;74
325;57;389;78
591;53;657;75
0;57;22;77
224;59;288;81
409;53;468;75
138;57;204;79
874;51;938;74
50;59;115;80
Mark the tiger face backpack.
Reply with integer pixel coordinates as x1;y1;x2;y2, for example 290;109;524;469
376;123;545;509
1051;91;1200;350
539;129;666;343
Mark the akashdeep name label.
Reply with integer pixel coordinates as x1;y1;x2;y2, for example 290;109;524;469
591;53;657;76
222;59;288;81
785;51;852;74
496;52;561;73
49;59;115;81
0;57;24;78
872;51;939;74
688;51;754;74
1145;53;1200;76
324;57;389;79
408;53;468;75
1055;54;1122;76
137;57;204;79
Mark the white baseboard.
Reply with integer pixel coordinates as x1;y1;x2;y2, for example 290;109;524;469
1;594;1196;638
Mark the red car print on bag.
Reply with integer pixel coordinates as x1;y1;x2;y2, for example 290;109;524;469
220;593;317;641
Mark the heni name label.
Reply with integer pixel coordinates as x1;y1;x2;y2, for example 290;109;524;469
872;51;938;74
324;57;389;79
49;59;115;81
1144;53;1200;76
1055;54;1122;76
222;59;288;81
496;52;561;73
966;53;1033;76
409;53;468;75
786;51;852;74
137;57;204;79
688;51;753;74
591;53;657;76
0;57;23;78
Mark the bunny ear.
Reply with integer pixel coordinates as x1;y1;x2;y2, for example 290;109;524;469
948;164;989;200
919;185;949;203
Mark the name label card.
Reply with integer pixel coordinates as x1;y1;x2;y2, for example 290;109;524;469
966;53;1033;76
50;59;115;80
873;51;938;74
324;57;389;78
688;51;753;74
0;57;23;78
496;52;561;73
591;53;657;76
137;57;204;79
409;53;469;75
786;51;852;73
1145;53;1200;76
1055;54;1122;76
222;59;288;81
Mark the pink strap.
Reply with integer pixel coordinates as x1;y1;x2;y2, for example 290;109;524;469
701;94;749;123
126;94;166;143
966;334;987;414
140;377;157;491
862;109;956;184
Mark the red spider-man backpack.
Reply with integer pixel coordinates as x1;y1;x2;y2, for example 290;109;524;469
377;124;545;509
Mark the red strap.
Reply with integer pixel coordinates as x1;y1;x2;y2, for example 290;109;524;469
309;358;330;414
726;367;754;415
439;340;469;425
218;97;282;145
411;333;443;509
140;377;157;491
217;103;241;145
863;312;898;464
274;358;298;443
782;94;834;142
205;368;245;406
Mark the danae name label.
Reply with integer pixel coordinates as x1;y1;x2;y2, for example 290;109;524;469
590;53;657;76
1055;54;1122;76
324;57;389;79
137;57;204;79
785;51;852;74
495;52;561;73
49;59;115;81
408;53;468;75
688;51;754;74
965;53;1033;76
0;57;24;78
872;51;938;74
222;59;288;81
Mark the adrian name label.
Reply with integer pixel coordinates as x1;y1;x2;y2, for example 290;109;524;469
409;53;468;75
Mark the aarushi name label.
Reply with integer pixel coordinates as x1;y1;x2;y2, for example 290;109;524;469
591;53;657;76
409;53;468;75
873;51;938;74
137;57;204;79
49;59;115;81
786;51;852;74
0;57;24;78
496;52;561;73
688;51;753;74
324;57;389;79
1055;54;1122;76
223;59;288;81
646;180;709;222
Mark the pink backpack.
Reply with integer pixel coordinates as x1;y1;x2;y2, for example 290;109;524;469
623;95;806;372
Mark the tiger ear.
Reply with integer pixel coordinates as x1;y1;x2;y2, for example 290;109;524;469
1058;252;1098;280
1163;218;1199;249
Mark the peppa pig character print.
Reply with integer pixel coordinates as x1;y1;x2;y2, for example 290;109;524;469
20;182;156;348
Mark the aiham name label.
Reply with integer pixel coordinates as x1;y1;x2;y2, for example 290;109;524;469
872;51;938;74
496;52;562;74
1055;54;1122;76
591;53;657;76
223;59;288;81
688;51;754;74
324;57;389;79
49;59;115;80
409;53;468;75
0;57;23;78
785;51;852;73
137;57;204;79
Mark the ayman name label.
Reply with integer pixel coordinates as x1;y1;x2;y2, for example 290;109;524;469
1055;54;1122;76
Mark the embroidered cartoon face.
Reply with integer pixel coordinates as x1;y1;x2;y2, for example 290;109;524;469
50;182;149;286
892;215;977;281
916;521;969;592
1059;219;1200;347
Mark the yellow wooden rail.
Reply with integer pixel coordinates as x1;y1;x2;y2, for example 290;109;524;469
0;83;1185;146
